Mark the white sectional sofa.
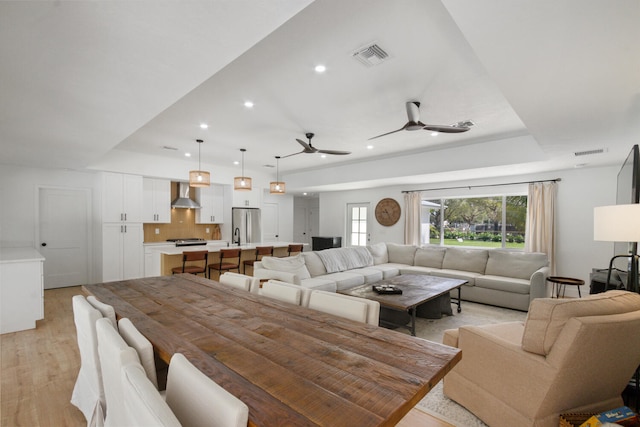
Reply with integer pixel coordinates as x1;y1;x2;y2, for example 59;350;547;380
253;243;551;311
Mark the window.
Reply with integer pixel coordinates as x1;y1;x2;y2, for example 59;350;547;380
421;195;527;249
347;203;369;246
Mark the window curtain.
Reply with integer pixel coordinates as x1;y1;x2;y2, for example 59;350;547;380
525;181;557;274
404;192;421;245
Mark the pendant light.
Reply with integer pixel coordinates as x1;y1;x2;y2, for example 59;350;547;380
269;156;286;194
189;139;210;187
234;148;252;191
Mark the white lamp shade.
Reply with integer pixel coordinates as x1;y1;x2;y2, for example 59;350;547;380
593;204;640;242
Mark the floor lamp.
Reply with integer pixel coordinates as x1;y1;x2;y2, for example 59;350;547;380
593;204;640;293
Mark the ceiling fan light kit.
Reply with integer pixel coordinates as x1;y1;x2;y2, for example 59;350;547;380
189;139;211;187
234;148;252;191
369;101;472;140
270;156;286;194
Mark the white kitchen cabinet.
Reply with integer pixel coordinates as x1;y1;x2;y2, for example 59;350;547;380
232;186;261;208
143;178;171;223
102;223;143;282
102;172;143;223
0;248;45;334
196;185;224;224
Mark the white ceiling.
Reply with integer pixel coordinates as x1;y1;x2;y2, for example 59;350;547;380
2;0;639;194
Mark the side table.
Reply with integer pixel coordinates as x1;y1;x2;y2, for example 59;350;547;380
547;276;585;298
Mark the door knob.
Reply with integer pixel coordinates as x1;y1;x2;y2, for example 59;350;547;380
41;242;47;247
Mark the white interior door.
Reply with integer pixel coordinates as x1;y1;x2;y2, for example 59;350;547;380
293;206;311;246
39;188;90;289
263;203;279;242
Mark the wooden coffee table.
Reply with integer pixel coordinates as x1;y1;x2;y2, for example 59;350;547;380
339;275;467;336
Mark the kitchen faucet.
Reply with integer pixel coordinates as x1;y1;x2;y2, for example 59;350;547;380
233;227;241;246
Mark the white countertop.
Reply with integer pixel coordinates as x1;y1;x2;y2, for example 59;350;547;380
0;247;45;263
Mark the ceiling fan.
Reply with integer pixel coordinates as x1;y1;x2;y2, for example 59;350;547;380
282;133;351;158
369;101;472;140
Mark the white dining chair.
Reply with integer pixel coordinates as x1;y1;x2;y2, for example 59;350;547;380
308;290;380;325
165;353;249;427
87;295;117;330
121;363;181;427
118;318;158;389
259;280;303;305
96;317;141;427
218;272;252;291
221;272;261;293
70;295;106;427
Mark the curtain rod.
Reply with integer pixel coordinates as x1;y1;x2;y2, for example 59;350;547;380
401;178;561;194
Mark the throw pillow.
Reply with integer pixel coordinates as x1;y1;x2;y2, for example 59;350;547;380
367;242;388;265
261;254;311;280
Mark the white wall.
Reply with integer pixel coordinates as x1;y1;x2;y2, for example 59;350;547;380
317;165;619;295
0;164;104;283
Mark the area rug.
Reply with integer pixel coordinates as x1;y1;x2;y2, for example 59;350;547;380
397;301;528;426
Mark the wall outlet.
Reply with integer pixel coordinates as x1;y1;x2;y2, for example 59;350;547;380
206;228;210;233
155;228;160;235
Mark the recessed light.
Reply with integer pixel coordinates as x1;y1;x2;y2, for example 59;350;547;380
431;131;438;136
320;154;327;158
303;192;308;196
366;145;374;150
244;101;254;108
233;160;239;165
200;124;208;129
185;152;191;157
314;64;326;73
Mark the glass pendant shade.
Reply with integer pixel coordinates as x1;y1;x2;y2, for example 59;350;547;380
269;156;286;194
234;148;252;191
189;139;210;187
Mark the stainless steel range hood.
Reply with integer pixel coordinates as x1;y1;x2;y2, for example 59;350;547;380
171;182;201;209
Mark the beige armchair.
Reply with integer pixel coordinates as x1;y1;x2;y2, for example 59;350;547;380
442;290;640;427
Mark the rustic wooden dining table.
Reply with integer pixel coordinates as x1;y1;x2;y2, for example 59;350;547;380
83;274;461;427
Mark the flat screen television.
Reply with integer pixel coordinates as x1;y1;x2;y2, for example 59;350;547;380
613;144;640;271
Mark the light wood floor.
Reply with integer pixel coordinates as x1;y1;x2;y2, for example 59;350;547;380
0;286;453;427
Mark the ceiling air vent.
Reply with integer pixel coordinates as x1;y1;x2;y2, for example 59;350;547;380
352;43;389;67
574;148;607;157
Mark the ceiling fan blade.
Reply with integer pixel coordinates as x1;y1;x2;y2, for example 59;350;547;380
422;124;470;134
368;124;409;140
280;151;304;158
296;138;312;150
317;149;351;155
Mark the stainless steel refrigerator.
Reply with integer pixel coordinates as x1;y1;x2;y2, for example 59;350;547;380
232;207;262;245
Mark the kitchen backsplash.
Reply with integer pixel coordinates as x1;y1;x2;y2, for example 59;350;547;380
143;208;221;242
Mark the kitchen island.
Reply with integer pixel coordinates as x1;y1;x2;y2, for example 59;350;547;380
144;241;304;277
0;248;45;334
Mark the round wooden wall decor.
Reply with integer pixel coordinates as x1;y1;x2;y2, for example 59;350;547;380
375;198;401;226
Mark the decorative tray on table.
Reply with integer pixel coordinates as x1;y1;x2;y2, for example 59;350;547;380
372;284;403;294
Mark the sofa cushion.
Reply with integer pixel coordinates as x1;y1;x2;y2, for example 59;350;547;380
301;252;327;277
367;264;400;279
300;278;337;293
367;242;388;265
315;247;373;273
485;250;548;280
387;243;418;265
414;246;446;269
429;269;481;286
349;267;384;284
261;254;311;280
442;247;488;274
322;272;366;291
400;266;441;275
475;275;530;294
522;290;640;356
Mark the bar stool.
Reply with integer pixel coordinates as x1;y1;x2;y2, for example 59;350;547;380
242;246;273;275
208;248;241;280
287;244;303;257
172;250;208;278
